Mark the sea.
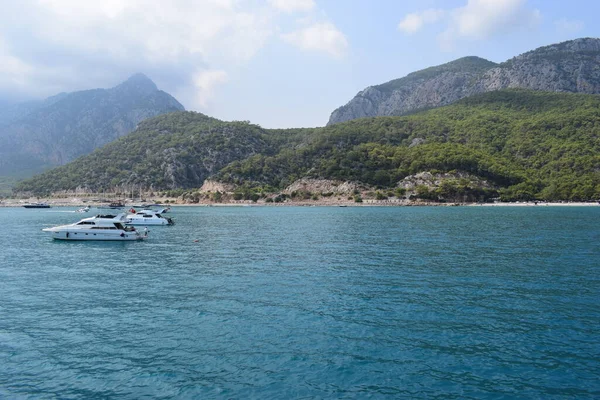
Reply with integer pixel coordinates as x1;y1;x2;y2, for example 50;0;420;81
0;206;598;399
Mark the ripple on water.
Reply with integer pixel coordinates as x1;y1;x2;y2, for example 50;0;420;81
0;206;599;398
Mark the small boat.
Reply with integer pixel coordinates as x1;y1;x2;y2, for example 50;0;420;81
125;210;174;226
42;214;147;241
76;206;91;213
23;202;51;208
98;201;125;209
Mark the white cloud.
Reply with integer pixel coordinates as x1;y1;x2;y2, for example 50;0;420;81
281;22;348;58
449;0;541;39
268;0;315;13
192;69;229;107
34;0;271;64
0;0;345;109
555;18;585;34
37;0;130;19
399;0;541;51
398;9;445;35
0;36;33;89
0;0;279;107
0;35;72;98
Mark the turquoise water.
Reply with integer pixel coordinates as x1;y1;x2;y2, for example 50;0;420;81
0;206;599;399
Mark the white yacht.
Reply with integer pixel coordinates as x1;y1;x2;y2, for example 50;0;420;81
125;210;174;226
42;214;147;241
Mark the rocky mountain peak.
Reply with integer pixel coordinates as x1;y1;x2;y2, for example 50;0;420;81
0;74;185;179
113;73;159;95
328;38;600;125
523;37;600;56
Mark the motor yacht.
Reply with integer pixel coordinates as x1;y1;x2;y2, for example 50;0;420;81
98;201;126;210
125;210;174;226
42;214;147;241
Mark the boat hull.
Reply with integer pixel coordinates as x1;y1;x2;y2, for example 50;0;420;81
43;228;146;241
126;220;171;226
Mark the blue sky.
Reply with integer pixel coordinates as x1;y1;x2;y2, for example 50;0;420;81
0;0;598;128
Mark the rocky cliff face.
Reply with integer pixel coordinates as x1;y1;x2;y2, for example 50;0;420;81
328;38;600;125
0;74;184;176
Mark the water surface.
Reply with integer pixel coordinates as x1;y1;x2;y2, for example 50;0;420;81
0;206;599;398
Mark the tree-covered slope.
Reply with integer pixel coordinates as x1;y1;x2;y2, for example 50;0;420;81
15;90;600;201
219;90;600;200
14;112;275;194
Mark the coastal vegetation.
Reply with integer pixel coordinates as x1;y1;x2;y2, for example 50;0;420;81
14;89;600;202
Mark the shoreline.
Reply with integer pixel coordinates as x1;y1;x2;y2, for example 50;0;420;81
1;198;599;208
470;202;600;207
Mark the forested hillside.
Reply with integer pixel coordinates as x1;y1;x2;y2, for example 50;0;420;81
15;90;600;201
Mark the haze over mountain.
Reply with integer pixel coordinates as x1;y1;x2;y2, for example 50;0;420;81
328;38;600;125
0;74;184;179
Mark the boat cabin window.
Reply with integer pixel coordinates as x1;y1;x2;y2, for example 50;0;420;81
141;214;153;217
77;221;95;225
114;223;125;229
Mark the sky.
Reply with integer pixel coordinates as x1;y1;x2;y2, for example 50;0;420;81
0;0;598;128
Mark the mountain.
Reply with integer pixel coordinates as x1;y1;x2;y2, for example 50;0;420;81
15;112;275;194
0;73;184;178
15;90;600;202
328;38;600;125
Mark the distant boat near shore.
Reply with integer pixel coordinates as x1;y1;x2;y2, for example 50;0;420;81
23;202;51;209
98;201;125;209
